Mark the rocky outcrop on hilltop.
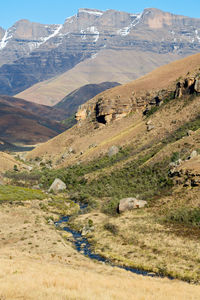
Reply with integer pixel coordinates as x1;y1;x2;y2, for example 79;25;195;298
76;72;200;125
1;8;200;96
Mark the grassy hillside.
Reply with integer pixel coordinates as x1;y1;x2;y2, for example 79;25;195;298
1;53;200;297
7;89;200;281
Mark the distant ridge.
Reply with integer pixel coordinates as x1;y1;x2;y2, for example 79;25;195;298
55;82;120;116
0;7;198;104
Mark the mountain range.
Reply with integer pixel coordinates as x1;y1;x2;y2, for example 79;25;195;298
1;8;200;105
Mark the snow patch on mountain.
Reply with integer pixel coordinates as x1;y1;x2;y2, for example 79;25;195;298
65;16;74;24
0;29;14;50
88;26;99;42
28;24;63;51
117;13;142;36
78;8;103;16
195;30;200;42
80;26;99;42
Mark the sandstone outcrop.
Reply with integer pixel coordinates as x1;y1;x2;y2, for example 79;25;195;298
75;71;200;126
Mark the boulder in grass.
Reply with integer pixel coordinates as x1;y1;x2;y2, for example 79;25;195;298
108;145;119;157
48;178;66;193
118;197;147;213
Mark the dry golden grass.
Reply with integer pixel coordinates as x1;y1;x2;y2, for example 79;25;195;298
1;255;200;300
1;200;200;299
72;207;200;283
0;152;25;173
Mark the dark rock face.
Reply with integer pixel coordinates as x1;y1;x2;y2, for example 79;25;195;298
1;8;200;95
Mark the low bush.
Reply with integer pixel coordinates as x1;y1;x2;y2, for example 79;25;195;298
104;222;119;235
163;208;200;227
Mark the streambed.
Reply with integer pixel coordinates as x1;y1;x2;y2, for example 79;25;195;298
55;203;173;279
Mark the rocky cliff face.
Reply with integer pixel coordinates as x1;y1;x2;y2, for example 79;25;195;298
76;71;200;124
1;8;200;96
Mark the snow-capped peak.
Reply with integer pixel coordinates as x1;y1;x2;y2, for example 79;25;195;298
78;8;103;16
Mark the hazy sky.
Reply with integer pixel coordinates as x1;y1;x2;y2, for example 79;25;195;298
1;0;200;28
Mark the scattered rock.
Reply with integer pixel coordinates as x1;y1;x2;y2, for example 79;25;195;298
147;123;154;131
48;178;66;193
146;120;152;125
26;165;33;171
68;147;74;153
189;150;198;159
47;218;54;225
169;162;177;168
108;145;119;157
118;197;147;213
32;184;40;190
187;130;194;136
89;143;97;149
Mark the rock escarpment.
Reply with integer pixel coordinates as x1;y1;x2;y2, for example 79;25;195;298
76;72;200;125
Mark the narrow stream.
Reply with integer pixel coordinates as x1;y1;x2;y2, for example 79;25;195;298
55;203;173;279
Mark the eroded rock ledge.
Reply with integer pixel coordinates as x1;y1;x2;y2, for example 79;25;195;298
76;73;200;125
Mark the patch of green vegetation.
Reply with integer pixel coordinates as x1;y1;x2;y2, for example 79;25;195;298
0;185;45;203
61;114;77;129
163;208;200;227
145;92;175;117
47;195;79;215
5;143;173;215
170;152;180;162
145;105;159;117
103;222;119;235
163;115;200;145
5;169;41;186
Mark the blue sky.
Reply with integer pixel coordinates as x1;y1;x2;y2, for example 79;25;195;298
1;0;200;29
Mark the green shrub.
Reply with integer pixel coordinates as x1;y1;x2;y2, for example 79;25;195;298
163;208;200;227
171;152;180;162
101;199;119;216
104;222;119;235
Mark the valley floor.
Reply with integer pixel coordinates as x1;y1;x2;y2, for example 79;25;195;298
0;200;200;300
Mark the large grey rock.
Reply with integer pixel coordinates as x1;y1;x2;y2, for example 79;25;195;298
48;178;66;193
118;197;147;213
108;145;119;157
